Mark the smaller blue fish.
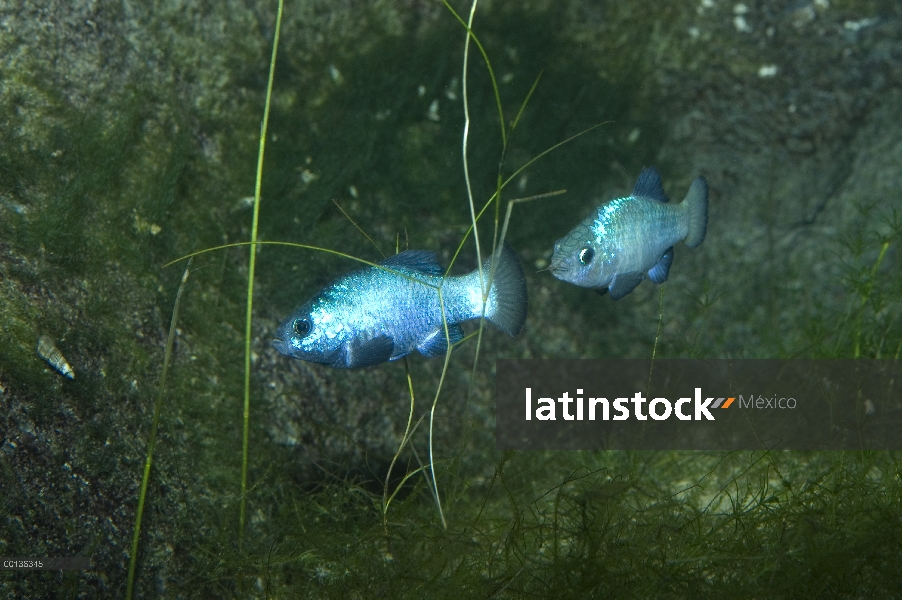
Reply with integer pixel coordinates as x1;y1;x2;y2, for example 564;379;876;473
272;243;528;369
551;167;708;300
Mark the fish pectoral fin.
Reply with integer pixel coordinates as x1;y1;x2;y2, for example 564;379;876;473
417;324;465;358
608;272;645;300
647;246;674;284
346;334;395;368
594;287;609;297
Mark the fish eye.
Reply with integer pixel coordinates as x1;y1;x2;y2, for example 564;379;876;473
578;247;595;265
292;318;311;337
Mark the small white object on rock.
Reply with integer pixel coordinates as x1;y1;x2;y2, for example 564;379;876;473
37;335;74;379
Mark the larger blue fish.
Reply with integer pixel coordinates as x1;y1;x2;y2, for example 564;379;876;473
551;167;708;300
272;243;528;368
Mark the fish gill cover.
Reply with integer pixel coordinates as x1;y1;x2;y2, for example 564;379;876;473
0;0;901;598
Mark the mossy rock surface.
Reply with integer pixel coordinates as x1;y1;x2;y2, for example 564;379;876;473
1;0;901;597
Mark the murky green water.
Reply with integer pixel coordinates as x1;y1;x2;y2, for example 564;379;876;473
1;0;900;597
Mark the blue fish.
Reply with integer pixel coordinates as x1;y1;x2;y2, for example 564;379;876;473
272;243;528;368
550;167;708;300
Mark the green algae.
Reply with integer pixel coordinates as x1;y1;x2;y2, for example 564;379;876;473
1;0;901;598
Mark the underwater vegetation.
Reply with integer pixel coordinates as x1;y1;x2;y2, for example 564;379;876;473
1;0;901;597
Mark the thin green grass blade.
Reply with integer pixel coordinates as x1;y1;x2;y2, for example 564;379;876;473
415;0;484;529
510;71;543;134
488;71;543;254
459;0;484;284
126;258;193;600
441;0;506;146
426;288;455;528
240;0;284;545
332;198;387;258
647;284;666;392
165;241;442;289
854;239;890;358
429;1;562;527
382;359;420;527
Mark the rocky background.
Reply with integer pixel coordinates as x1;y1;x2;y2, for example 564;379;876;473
1;0;900;597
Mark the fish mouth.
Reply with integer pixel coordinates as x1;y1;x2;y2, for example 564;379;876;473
272;338;289;355
549;261;576;283
548;259;568;277
272;337;343;366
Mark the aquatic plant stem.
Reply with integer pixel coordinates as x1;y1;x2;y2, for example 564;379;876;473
167;241;443;288
333;198;386;258
647;284;666;392
126;258;192;600
854;239;890;358
461;0;482;281
441;0;505;146
428;288;454;528
240;0;283;545
407;0;482;531
382;360;419;527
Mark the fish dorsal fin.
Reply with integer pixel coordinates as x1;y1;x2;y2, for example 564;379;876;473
380;250;444;276
632;167;669;203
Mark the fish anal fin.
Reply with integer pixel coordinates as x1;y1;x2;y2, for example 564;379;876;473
608;272;645;300
346;334;395;368
647;246;674;284
417;324;465;358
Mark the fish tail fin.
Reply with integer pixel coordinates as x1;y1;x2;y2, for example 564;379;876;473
683;176;708;248
480;242;528;336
